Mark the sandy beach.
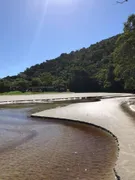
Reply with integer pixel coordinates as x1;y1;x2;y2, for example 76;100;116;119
32;96;135;180
0;93;134;180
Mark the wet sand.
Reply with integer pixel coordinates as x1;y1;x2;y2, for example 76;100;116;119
0;105;117;180
33;97;135;180
0;92;132;104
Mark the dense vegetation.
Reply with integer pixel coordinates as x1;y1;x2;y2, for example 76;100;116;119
0;14;135;93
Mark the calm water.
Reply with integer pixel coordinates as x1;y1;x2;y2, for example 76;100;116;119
0;104;118;180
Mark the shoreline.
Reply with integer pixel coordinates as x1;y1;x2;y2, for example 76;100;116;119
120;98;135;118
31;114;120;180
0;96;100;105
0;92;132;105
0;106;118;180
0;93;134;180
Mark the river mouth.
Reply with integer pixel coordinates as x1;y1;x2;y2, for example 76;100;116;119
0;103;118;180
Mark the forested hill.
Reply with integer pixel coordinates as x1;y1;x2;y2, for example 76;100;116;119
1;14;135;93
1;34;120;93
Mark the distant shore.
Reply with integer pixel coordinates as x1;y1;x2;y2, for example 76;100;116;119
0;92;132;105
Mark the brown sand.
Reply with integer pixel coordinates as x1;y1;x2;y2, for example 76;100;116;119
0;107;117;180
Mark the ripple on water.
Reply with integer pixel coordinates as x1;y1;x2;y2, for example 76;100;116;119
0;107;118;180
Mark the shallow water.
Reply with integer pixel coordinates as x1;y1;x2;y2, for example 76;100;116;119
0;104;118;180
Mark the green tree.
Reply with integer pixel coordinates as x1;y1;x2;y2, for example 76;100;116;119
1;33;121;92
40;72;54;86
32;78;42;86
113;14;135;91
53;78;67;87
0;80;10;93
12;78;29;92
124;14;135;32
69;69;100;92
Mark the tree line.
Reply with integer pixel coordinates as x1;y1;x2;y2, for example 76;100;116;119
0;14;135;93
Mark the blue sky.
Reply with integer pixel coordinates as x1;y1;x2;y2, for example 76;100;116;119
0;0;134;78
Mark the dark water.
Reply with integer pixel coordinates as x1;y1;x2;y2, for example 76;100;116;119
0;104;118;180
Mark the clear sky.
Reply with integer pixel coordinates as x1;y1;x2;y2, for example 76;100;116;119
0;0;134;78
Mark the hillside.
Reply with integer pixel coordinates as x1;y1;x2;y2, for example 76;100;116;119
0;14;135;93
